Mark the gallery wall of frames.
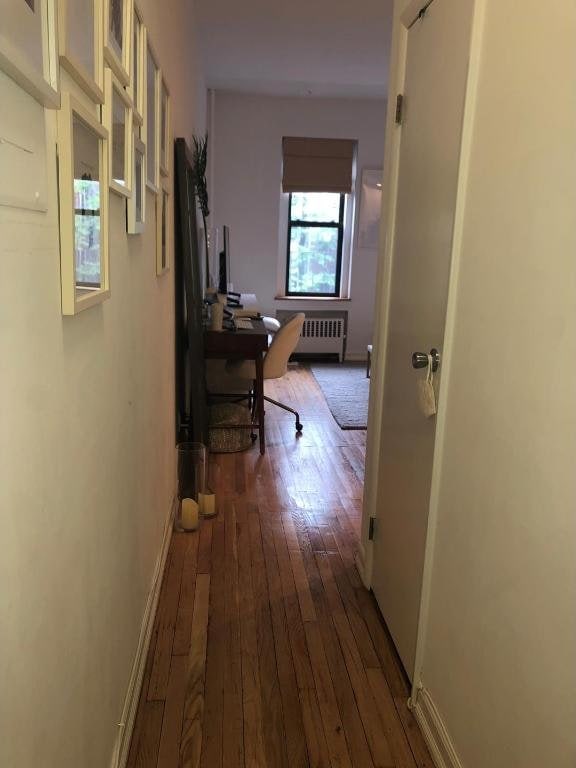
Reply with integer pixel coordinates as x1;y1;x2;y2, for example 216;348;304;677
0;0;172;315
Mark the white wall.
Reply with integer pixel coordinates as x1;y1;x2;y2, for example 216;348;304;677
416;1;576;766
0;1;205;765
211;92;387;358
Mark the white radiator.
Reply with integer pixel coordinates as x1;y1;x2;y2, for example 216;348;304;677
296;317;346;361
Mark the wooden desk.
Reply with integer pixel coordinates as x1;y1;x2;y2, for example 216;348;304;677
204;319;269;454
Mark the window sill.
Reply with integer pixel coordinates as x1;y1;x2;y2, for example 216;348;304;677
275;295;351;301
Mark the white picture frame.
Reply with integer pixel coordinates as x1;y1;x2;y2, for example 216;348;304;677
58;0;104;102
128;4;144;126
127;133;145;234
144;37;160;192
159;76;170;177
103;66;133;197
0;0;60;108
103;0;132;86
57;92;110;315
156;181;170;275
358;168;383;250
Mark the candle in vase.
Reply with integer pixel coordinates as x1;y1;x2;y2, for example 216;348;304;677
198;492;217;518
181;498;199;530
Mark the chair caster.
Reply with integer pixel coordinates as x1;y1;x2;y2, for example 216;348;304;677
296;422;303;433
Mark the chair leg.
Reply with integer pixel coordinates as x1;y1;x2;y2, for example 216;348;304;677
263;395;303;433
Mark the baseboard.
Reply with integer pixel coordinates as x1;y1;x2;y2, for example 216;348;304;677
110;496;177;768
353;543;371;589
345;352;369;363
410;687;463;768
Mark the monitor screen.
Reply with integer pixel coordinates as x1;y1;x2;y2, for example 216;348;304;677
218;225;230;294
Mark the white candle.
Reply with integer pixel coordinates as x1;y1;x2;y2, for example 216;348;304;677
198;492;217;518
181;498;199;531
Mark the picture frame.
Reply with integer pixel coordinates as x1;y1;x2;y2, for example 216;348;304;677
156;181;170;275
103;0;131;86
103;66;133;197
127;133;145;234
128;4;144;126
57;91;110;315
0;0;60;108
358;168;383;250
58;0;104;102
159;76;170;177
144;37;160;192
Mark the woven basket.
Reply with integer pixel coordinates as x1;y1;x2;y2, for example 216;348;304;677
208;403;253;453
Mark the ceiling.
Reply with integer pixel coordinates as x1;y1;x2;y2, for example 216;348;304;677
195;0;394;99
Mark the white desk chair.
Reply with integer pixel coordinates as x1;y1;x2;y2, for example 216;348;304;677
226;313;305;433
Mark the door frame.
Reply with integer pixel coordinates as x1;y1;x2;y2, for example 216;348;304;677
360;0;487;698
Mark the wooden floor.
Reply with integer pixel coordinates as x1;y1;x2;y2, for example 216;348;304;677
127;366;432;768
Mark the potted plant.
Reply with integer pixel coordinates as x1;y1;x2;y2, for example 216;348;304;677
192;134;210;290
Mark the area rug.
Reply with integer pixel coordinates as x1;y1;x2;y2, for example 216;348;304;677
309;362;369;430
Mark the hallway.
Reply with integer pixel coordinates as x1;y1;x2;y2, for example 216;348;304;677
127;366;432;767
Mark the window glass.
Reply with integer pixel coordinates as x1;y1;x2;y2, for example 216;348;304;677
286;192;344;296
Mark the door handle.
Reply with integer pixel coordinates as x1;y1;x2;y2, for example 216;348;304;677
412;348;440;372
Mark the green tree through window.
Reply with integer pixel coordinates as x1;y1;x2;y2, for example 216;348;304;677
286;192;345;297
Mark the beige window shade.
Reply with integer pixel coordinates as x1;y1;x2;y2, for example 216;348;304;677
282;137;355;194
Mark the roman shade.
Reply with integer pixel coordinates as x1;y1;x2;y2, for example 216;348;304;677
282;137;355;194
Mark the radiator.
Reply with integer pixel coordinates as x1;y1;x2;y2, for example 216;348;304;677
277;310;347;361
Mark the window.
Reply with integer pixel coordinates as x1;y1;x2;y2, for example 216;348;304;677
286;192;345;297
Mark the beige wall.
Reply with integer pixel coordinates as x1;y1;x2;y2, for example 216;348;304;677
0;1;204;766
417;1;576;765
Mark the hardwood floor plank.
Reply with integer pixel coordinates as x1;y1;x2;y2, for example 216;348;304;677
127;700;164;768
180;574;211;768
173;534;199;656
304;621;354;768
366;669;417;768
197;518;213;575
301;539;374;768
299;686;332;768
157;655;187;767
236;500;266;768
223;501;244;768
248;508;290;768
148;535;187;701
199;513;225;768
260;512;309;768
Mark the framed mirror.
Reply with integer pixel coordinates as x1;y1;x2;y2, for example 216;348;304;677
160;76;170;176
0;0;60;107
57;93;110;315
103;66;133;196
58;0;103;102
128;5;144;126
127;134;145;234
103;0;131;85
156;182;170;275
144;37;159;192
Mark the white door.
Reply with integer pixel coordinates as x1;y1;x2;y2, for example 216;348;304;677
371;0;474;677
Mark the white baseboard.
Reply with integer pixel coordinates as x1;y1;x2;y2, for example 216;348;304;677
110;496;177;768
353;544;371;589
410;687;463;768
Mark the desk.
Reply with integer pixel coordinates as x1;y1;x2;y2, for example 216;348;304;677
204;319;269;454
